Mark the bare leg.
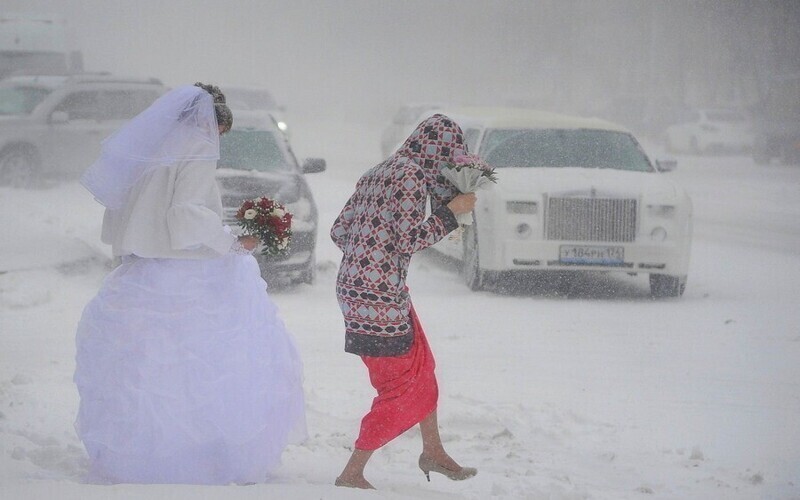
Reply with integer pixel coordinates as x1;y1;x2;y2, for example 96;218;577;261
336;448;375;489
419;410;461;470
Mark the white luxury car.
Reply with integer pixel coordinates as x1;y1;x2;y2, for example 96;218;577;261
665;108;753;155
432;107;693;298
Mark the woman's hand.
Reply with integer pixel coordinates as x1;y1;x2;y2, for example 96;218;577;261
447;193;477;215
238;235;260;251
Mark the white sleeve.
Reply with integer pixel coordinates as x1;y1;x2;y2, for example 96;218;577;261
167;160;237;255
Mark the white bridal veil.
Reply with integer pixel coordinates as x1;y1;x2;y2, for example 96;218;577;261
81;85;220;209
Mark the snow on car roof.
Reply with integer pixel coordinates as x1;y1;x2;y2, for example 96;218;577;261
0;74;68;89
228;108;281;131
439;106;631;133
0;73;164;89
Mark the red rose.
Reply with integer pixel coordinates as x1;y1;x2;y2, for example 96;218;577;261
271;217;288;232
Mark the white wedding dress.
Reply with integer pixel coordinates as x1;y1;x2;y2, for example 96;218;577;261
74;253;306;484
75;85;306;484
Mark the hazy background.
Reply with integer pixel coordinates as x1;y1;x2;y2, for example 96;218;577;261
4;0;800;129
2;2;800;497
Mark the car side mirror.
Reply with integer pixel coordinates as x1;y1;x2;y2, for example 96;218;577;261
302;158;326;174
50;111;69;124
655;158;677;172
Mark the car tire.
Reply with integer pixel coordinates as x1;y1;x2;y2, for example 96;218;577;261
0;146;40;188
649;273;685;298
299;251;316;285
462;224;486;291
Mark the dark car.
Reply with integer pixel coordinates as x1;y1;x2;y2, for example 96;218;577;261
222;85;289;136
216;110;325;284
752;73;800;165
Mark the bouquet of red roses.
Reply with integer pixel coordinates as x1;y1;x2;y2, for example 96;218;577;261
235;196;292;256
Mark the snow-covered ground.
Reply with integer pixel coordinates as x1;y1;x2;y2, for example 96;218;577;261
1;123;798;499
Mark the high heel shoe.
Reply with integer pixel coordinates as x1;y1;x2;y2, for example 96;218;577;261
335;476;376;489
418;454;477;482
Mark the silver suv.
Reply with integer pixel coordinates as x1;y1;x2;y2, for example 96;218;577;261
0;73;166;186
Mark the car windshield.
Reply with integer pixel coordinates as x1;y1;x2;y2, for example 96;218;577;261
219;129;293;172
0;86;52;115
481;128;654;172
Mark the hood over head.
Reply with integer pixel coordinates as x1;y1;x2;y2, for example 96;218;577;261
393;114;466;208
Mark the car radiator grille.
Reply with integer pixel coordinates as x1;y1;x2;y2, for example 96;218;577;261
222;206;239;226
546;197;637;242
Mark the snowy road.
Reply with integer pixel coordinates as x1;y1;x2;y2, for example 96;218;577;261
1;134;798;499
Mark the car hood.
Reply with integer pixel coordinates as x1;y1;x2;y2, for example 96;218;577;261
0;115;29;126
490;167;682;202
215;168;300;202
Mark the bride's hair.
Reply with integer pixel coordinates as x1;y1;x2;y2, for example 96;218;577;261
194;82;233;133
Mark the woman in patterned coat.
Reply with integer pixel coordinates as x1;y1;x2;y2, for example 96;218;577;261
331;114;478;489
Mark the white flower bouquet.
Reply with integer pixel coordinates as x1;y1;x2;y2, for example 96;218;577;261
440;153;497;226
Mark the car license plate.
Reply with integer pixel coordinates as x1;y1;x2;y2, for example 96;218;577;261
559;245;624;265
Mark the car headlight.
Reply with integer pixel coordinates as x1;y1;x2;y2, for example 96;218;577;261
277;121;288;132
506;201;538;214
286;197;312;222
647;204;675;217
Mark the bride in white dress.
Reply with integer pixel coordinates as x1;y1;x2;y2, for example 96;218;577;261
74;83;307;484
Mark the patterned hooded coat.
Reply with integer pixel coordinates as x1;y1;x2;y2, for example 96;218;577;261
331;114;467;356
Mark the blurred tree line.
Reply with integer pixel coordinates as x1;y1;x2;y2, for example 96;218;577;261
483;0;799;123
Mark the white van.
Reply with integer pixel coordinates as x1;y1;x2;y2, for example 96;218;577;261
0;14;82;78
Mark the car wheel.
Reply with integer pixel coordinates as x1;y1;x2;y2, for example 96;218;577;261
0;146;39;188
462;224;485;291
299;252;316;285
254;255;271;281
649;274;685;298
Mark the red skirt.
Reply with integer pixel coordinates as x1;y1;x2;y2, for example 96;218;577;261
354;305;438;451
